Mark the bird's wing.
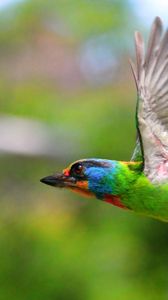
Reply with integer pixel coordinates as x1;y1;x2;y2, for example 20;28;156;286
131;135;143;162
130;17;168;183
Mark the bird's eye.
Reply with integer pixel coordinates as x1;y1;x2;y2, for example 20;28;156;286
71;163;84;177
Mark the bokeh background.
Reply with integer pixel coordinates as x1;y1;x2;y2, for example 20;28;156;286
0;1;168;299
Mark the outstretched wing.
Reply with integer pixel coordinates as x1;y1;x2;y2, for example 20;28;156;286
131;135;143;162
130;17;168;183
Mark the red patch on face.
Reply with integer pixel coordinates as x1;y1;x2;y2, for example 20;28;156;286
63;169;70;176
104;194;127;209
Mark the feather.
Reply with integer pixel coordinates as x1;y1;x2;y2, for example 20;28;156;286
130;17;168;183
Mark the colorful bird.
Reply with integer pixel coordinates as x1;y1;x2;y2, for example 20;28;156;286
41;17;168;222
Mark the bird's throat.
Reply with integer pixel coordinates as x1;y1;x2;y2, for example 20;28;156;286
67;178;129;209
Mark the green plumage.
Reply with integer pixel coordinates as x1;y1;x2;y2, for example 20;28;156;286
114;162;168;222
125;177;168;222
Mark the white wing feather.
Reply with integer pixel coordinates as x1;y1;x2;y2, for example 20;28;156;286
131;17;168;183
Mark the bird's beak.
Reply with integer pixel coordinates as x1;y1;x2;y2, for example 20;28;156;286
40;173;76;188
40;172;93;197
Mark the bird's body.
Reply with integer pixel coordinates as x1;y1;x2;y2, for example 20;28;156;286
62;158;168;222
41;17;168;222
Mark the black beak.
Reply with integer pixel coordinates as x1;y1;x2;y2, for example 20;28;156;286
40;173;76;188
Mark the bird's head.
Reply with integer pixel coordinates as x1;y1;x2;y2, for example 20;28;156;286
41;159;130;209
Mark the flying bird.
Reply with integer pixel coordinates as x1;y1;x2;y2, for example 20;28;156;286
41;17;168;222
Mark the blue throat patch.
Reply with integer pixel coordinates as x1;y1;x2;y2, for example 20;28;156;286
85;160;118;199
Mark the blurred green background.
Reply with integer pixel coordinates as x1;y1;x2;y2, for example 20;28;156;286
0;1;168;299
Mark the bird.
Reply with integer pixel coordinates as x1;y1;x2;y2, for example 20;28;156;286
41;17;168;222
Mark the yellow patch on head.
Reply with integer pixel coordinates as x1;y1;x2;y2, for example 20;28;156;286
120;161;137;166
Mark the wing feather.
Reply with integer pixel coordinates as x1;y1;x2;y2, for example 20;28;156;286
130;17;168;183
145;16;162;72
134;31;144;81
